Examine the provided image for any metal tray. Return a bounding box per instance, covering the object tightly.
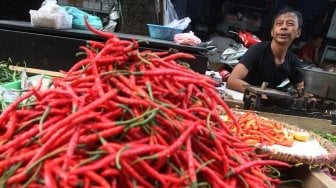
[299,67,336,99]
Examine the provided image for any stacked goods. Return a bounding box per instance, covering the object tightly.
[0,20,290,187]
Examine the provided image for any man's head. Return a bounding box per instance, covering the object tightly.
[271,7,303,46]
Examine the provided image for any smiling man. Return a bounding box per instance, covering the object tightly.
[227,7,304,93]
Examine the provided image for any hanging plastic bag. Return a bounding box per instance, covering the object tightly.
[163,0,178,25]
[103,0,120,32]
[29,0,73,29]
[63,6,103,30]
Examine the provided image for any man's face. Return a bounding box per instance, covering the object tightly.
[271,12,301,45]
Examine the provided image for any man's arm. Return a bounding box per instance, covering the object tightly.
[226,64,249,93]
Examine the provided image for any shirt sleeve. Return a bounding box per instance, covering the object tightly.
[239,43,261,72]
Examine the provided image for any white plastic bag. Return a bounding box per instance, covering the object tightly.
[29,0,72,29]
[163,0,178,25]
[174,31,202,46]
[166,17,191,30]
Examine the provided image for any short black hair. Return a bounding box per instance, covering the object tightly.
[272,7,303,29]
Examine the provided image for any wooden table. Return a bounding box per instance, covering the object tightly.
[7,67,336,187]
[224,97,336,133]
[9,65,65,78]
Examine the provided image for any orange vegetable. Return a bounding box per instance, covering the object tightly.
[227,111,294,147]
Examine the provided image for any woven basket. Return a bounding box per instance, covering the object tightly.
[256,121,336,166]
[147,24,183,41]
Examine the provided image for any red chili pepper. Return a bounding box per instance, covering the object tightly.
[193,159,231,187]
[193,139,221,161]
[66,59,91,75]
[186,137,197,185]
[0,112,17,143]
[63,126,81,170]
[87,40,106,49]
[0,90,34,122]
[79,126,124,144]
[162,52,195,61]
[84,171,111,188]
[84,17,116,39]
[0,149,36,171]
[44,161,58,188]
[120,159,154,188]
[140,122,198,161]
[72,145,166,175]
[226,160,291,177]
[101,168,120,177]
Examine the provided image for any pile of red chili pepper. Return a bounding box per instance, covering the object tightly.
[223,111,295,147]
[0,20,290,188]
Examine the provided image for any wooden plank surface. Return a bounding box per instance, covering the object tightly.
[278,166,336,188]
[224,98,336,134]
[257,112,336,134]
[9,65,65,77]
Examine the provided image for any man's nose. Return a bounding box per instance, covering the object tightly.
[280,24,288,30]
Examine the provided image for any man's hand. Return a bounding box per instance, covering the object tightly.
[305,92,317,103]
[226,64,249,93]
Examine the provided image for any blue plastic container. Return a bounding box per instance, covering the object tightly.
[147,24,183,41]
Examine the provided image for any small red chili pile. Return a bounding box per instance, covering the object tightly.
[0,19,290,187]
[223,111,295,147]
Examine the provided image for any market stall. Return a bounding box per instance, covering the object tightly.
[0,20,336,187]
[1,1,336,187]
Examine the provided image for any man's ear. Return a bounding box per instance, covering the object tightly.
[271,29,274,38]
[296,28,301,38]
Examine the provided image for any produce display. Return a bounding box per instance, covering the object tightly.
[0,58,20,85]
[312,132,336,183]
[222,111,297,146]
[0,58,22,111]
[0,20,291,187]
[315,132,336,146]
[224,112,336,166]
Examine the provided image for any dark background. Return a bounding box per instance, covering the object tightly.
[0,0,334,42]
[171,0,334,42]
[0,0,335,68]
[0,0,42,21]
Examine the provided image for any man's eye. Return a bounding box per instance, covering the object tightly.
[287,21,295,26]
